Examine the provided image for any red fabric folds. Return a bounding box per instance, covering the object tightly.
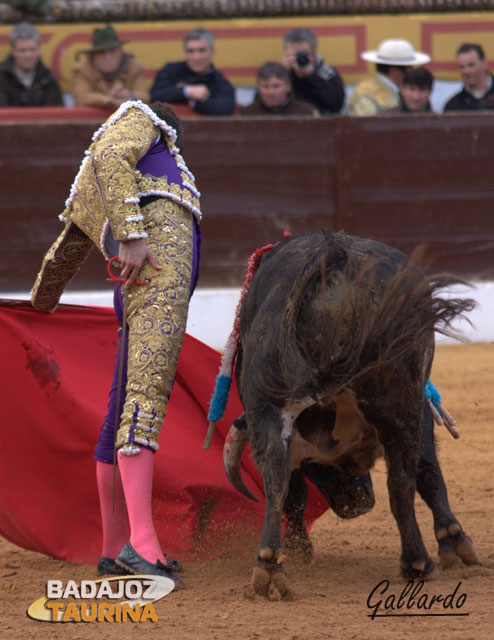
[0,300,328,564]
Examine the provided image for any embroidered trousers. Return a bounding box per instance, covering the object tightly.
[95,198,199,460]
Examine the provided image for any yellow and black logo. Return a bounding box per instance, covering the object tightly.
[27,575,174,623]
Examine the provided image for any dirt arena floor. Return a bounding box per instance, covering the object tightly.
[1,343,493,640]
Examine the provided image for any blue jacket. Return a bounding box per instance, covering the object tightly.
[150,61,235,115]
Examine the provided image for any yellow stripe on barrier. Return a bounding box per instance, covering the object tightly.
[1,14,493,92]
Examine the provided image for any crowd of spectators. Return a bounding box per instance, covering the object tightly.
[0,21,493,116]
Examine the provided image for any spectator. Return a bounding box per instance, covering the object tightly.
[0,21,63,107]
[150,28,235,116]
[444,43,494,111]
[282,27,345,115]
[240,62,317,116]
[72,25,149,108]
[347,39,430,116]
[385,67,434,114]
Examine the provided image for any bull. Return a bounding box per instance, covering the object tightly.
[221,230,479,598]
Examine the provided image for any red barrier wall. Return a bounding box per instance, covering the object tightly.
[1,112,493,291]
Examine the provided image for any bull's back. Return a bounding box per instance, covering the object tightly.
[238,230,433,404]
[240,230,416,336]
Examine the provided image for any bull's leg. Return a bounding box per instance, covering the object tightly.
[376,415,438,581]
[283,469,313,561]
[248,408,293,599]
[416,402,479,568]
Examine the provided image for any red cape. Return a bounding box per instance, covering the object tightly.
[0,300,328,564]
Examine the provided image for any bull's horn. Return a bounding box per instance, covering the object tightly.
[223,424,259,502]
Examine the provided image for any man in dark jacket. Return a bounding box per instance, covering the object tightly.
[150,28,235,115]
[282,27,345,115]
[240,62,316,116]
[0,21,63,107]
[444,43,494,112]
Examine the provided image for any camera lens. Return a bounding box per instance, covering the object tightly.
[296,51,310,67]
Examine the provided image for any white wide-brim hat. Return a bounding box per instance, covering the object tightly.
[361,39,431,65]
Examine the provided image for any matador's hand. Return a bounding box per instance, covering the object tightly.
[118,239,162,289]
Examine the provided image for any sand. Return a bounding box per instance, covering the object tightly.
[1,343,493,640]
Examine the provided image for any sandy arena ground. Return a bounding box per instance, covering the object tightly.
[1,343,493,640]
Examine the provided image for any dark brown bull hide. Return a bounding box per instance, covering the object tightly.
[224,230,479,599]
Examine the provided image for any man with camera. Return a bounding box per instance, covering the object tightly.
[282,27,345,115]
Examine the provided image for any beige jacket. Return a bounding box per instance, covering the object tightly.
[72,54,149,107]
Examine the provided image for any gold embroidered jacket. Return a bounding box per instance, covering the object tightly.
[61,101,201,254]
[31,101,201,311]
[346,75,399,116]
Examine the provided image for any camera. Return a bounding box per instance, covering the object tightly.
[295,51,311,68]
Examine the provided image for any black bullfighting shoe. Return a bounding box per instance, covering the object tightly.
[115,543,185,589]
[97,556,132,576]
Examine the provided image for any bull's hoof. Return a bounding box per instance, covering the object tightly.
[251,566,293,600]
[400,556,438,581]
[283,524,314,562]
[436,523,479,569]
[252,547,293,600]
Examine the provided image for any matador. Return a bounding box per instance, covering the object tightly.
[31,100,201,585]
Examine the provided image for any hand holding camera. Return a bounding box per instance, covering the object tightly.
[296,51,311,68]
[284,48,315,77]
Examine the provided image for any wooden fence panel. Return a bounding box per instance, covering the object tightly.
[1,113,493,292]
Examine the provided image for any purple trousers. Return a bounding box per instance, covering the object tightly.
[94,216,201,463]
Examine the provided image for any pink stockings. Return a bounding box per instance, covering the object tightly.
[96,448,166,565]
[96,460,128,559]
